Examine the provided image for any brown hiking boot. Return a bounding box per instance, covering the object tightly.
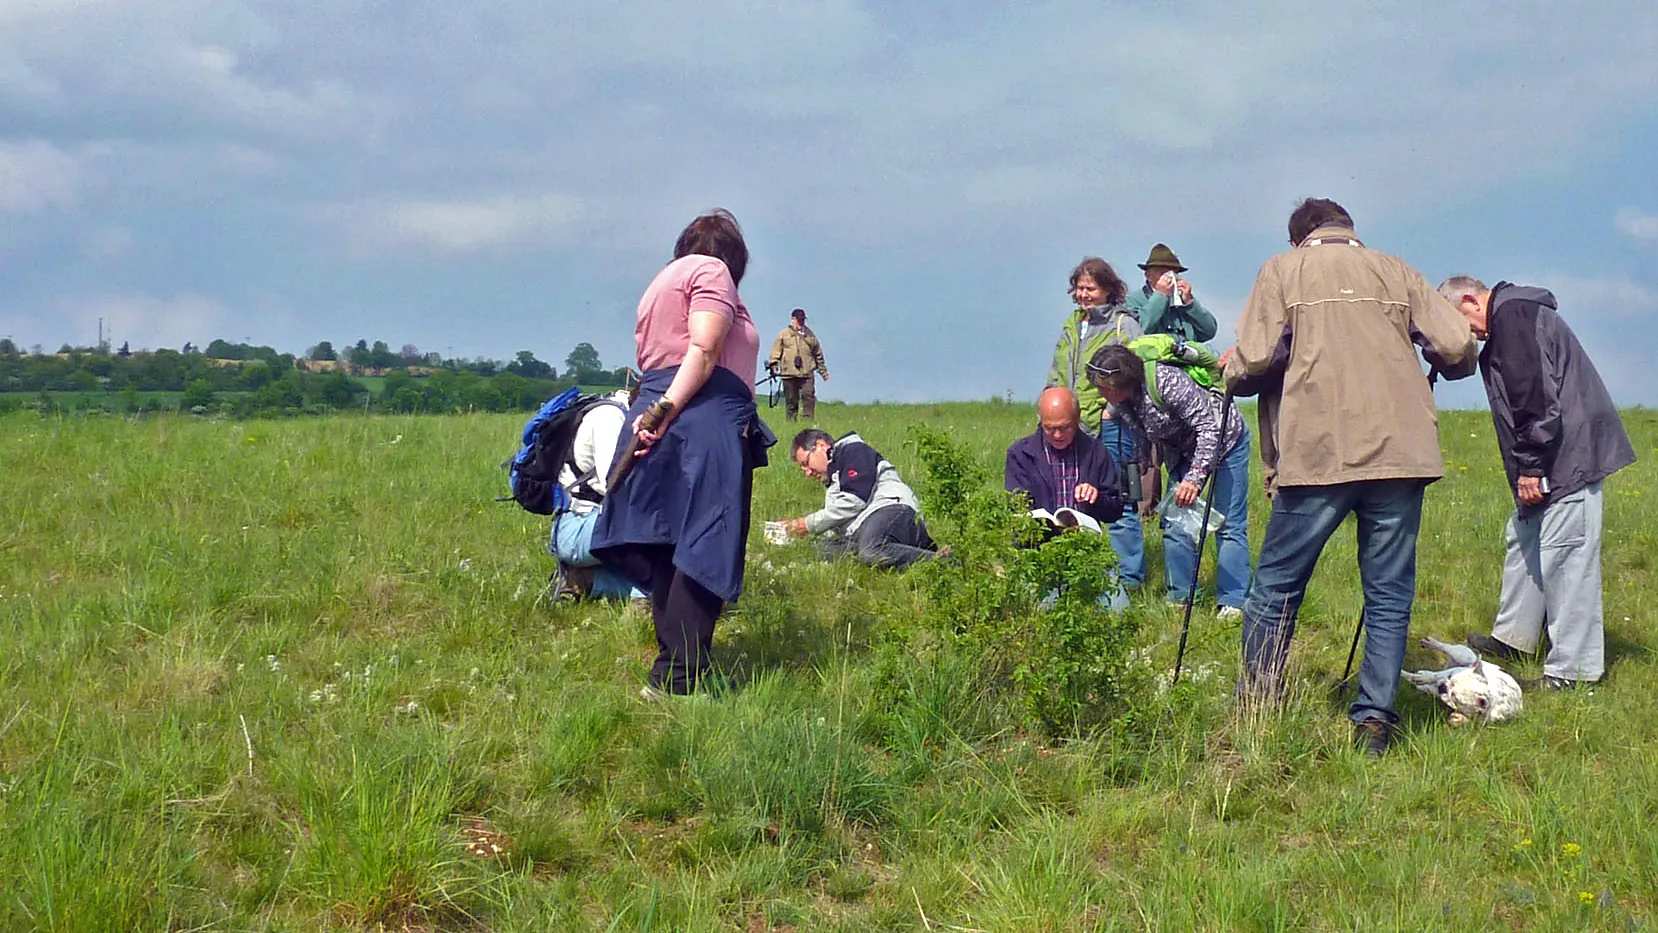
[1353,719,1393,759]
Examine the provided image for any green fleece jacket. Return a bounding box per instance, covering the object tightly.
[1125,285,1218,342]
[1046,304,1141,428]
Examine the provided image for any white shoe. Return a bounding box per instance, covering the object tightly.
[1216,606,1244,621]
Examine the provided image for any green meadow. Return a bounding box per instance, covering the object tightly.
[3,402,1656,931]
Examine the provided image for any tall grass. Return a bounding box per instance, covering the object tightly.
[2,403,1655,929]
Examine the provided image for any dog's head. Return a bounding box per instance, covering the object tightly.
[1441,660,1523,724]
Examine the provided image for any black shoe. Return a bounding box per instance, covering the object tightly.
[1466,632,1526,663]
[1521,675,1594,693]
[1353,719,1393,758]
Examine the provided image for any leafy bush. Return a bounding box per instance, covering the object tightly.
[884,426,1143,737]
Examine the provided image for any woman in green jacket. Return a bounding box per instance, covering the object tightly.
[1046,256,1147,588]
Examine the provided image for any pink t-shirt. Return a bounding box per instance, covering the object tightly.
[634,255,759,393]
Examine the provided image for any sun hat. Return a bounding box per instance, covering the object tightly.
[1137,243,1188,273]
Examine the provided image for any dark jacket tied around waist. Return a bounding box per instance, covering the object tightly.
[592,365,776,602]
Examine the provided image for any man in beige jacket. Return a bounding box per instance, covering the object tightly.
[1222,198,1477,757]
[767,308,829,421]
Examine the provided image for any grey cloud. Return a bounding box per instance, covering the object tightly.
[0,139,83,213]
[1615,207,1658,244]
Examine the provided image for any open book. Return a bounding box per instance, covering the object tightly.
[1029,507,1101,534]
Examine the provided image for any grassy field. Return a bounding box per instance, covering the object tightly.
[3,401,1656,931]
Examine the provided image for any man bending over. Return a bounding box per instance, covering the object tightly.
[778,428,937,569]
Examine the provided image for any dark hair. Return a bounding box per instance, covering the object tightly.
[790,308,806,320]
[1068,256,1127,306]
[1287,198,1354,246]
[673,208,749,285]
[790,428,833,456]
[1086,344,1145,394]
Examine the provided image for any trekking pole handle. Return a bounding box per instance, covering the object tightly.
[605,398,675,492]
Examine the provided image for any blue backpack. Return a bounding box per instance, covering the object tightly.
[505,388,626,515]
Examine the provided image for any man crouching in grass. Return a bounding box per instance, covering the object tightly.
[776,428,938,569]
[1439,276,1636,691]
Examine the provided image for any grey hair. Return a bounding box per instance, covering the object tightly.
[1437,275,1488,305]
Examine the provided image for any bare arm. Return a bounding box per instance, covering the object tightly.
[632,310,730,447]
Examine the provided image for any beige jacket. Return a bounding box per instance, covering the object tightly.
[768,325,828,378]
[1223,226,1477,488]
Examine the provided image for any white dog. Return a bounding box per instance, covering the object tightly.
[1401,636,1523,726]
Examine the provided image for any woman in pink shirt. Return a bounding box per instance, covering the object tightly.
[592,209,774,698]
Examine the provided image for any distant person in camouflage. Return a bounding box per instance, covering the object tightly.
[767,308,829,420]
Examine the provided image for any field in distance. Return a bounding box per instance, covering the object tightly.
[2,402,1655,931]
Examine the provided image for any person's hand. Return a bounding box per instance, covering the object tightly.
[1174,479,1201,508]
[821,373,829,381]
[1517,475,1546,505]
[1175,279,1193,304]
[1218,347,1237,370]
[1074,482,1098,504]
[786,517,810,537]
[630,399,677,455]
[1155,271,1176,296]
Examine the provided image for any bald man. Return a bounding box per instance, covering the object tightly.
[1005,387,1125,526]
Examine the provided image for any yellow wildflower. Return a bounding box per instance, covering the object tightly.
[1579,891,1594,905]
[1563,842,1582,858]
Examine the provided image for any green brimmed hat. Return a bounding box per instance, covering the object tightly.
[1137,243,1188,274]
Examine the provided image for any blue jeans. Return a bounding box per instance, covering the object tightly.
[1097,417,1145,588]
[550,509,644,599]
[1240,479,1425,724]
[1165,424,1253,608]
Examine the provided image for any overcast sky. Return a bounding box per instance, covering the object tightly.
[2,1,1655,407]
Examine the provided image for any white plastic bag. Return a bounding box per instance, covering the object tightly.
[1157,486,1224,542]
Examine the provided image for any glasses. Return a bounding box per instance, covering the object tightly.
[1085,361,1123,378]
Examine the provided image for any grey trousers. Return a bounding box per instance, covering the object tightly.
[1491,482,1605,681]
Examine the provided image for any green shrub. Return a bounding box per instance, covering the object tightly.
[888,426,1144,737]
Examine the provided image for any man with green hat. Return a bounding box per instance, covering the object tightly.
[1126,243,1218,343]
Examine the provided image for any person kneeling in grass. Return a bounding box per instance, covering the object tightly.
[776,428,937,569]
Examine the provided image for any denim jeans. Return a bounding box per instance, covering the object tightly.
[1097,417,1145,588]
[1165,423,1253,608]
[1240,479,1424,724]
[550,509,645,599]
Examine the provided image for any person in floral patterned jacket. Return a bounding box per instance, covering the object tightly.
[1087,343,1253,616]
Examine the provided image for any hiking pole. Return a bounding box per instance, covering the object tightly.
[1338,609,1365,690]
[1173,390,1233,686]
[605,397,674,492]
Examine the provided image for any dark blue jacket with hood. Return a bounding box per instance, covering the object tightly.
[1479,282,1635,516]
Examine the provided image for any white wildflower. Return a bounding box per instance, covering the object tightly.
[458,558,472,572]
[396,698,421,715]
[265,655,280,672]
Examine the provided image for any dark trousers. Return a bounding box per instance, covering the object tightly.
[607,430,756,694]
[819,505,936,569]
[782,376,816,420]
[612,545,726,693]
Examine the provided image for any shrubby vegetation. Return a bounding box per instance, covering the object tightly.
[0,337,631,417]
[887,427,1141,735]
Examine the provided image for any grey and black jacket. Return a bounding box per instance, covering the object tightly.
[1480,282,1635,516]
[804,432,922,536]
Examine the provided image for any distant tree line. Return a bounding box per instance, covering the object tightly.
[0,337,632,417]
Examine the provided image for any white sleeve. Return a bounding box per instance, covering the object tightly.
[579,405,628,496]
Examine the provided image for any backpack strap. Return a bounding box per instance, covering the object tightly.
[560,398,629,506]
[1145,362,1167,411]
